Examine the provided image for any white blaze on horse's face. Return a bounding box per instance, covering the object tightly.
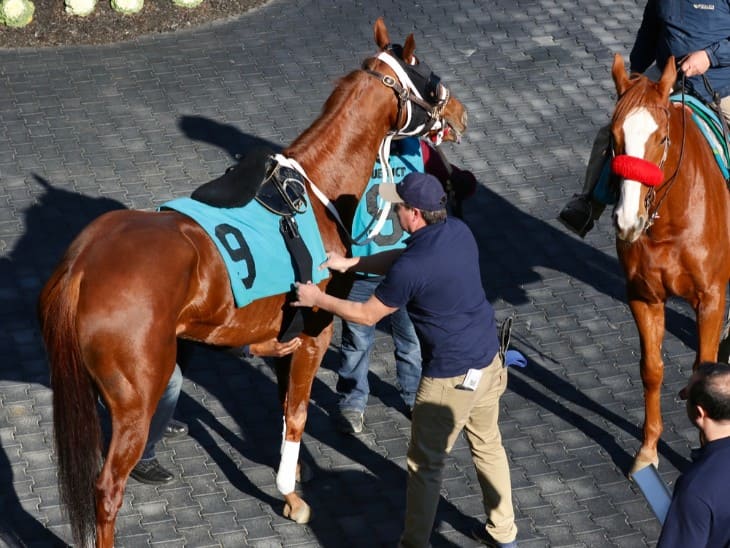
[614,107,659,241]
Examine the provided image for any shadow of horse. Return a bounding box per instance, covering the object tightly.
[459,185,692,473]
[0,174,125,546]
[179,115,283,160]
[464,182,696,349]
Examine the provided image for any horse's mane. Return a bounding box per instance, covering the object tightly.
[288,69,379,153]
[611,75,666,124]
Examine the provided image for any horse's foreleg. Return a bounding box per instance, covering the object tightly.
[277,386,312,524]
[276,325,333,524]
[629,298,665,474]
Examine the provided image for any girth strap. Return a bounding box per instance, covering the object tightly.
[278,216,313,342]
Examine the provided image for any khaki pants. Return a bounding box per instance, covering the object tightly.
[399,354,517,547]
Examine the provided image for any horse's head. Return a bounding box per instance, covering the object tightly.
[610,53,676,243]
[367,17,468,144]
[286,17,468,217]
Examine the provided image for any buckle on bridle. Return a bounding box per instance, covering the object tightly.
[382,75,396,87]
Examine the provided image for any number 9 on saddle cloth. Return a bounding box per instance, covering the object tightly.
[190,147,316,342]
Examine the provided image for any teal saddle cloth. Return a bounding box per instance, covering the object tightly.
[161,196,329,307]
[594,94,730,205]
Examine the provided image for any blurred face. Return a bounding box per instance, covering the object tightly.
[394,203,415,232]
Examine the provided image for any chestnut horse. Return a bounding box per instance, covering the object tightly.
[609,53,730,472]
[38,18,467,548]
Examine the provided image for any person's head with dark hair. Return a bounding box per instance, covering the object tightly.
[681,362,730,445]
[686,362,730,419]
[379,172,448,229]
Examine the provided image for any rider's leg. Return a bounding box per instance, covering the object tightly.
[558,125,611,237]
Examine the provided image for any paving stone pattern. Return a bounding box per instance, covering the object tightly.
[0,0,704,546]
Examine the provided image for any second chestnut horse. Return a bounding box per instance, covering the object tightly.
[609,53,730,472]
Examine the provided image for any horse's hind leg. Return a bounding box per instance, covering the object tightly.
[629,298,664,474]
[94,412,149,548]
[92,355,176,546]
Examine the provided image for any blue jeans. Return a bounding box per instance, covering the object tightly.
[141,364,182,461]
[337,277,422,412]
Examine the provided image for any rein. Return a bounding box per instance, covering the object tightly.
[645,94,686,228]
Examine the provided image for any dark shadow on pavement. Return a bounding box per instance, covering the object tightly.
[178,115,282,160]
[0,174,125,546]
[463,182,696,349]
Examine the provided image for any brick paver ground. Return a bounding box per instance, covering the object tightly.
[0,0,702,546]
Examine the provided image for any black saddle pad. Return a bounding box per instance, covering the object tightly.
[191,146,276,208]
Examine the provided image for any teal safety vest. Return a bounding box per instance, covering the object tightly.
[351,138,425,266]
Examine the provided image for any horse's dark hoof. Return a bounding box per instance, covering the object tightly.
[130,459,175,485]
[163,419,189,438]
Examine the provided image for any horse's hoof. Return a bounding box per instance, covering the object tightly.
[296,461,312,483]
[283,501,311,524]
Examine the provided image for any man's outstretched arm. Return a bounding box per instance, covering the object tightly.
[292,281,397,326]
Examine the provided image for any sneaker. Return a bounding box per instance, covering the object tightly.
[471,527,518,547]
[130,458,175,485]
[163,419,188,438]
[336,409,364,434]
[558,194,594,237]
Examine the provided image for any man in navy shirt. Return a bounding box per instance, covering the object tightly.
[293,173,517,548]
[336,137,477,434]
[559,0,730,237]
[657,362,730,547]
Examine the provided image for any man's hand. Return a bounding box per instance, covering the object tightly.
[292,281,322,308]
[250,337,302,357]
[680,50,711,77]
[320,251,358,273]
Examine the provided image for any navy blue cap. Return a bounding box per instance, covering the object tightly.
[379,172,447,212]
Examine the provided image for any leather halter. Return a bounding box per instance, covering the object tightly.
[362,50,450,137]
[611,100,686,232]
[287,49,456,248]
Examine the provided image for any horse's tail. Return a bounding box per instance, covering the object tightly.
[38,261,100,547]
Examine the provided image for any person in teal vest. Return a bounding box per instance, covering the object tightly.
[336,136,477,434]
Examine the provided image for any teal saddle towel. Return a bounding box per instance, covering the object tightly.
[669,93,730,180]
[594,94,730,205]
[161,196,329,307]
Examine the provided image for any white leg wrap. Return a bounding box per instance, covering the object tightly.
[276,440,300,495]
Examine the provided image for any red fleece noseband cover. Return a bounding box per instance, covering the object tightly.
[611,155,664,187]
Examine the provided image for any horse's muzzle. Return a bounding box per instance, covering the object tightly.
[443,109,467,143]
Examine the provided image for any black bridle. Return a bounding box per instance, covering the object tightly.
[611,84,687,232]
[362,44,451,137]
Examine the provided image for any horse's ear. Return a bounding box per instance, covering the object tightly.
[612,53,631,95]
[658,56,677,98]
[374,17,390,50]
[402,34,416,63]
